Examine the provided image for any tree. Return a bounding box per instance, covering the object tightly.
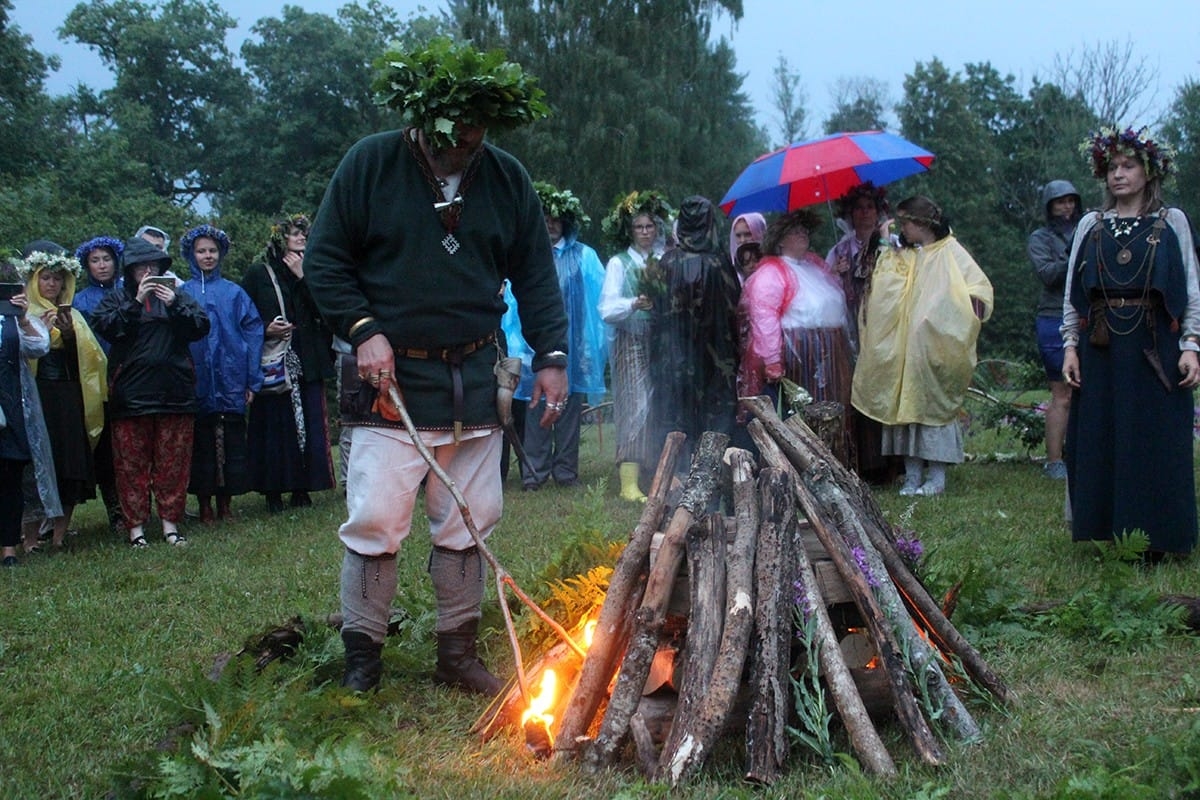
[454,0,764,249]
[1162,80,1200,217]
[1051,39,1158,125]
[213,2,417,217]
[823,76,888,134]
[0,0,61,180]
[60,0,250,206]
[770,54,806,146]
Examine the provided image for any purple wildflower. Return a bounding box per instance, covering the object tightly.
[793,579,815,623]
[895,535,924,568]
[851,546,881,588]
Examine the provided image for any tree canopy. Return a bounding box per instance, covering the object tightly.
[0,1,1196,357]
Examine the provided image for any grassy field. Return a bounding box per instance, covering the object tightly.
[2,407,1200,799]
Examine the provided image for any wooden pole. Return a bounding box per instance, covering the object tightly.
[748,423,897,777]
[553,432,685,758]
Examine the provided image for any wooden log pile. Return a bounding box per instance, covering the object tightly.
[482,400,1013,786]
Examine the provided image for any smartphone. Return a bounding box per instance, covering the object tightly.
[144,276,175,288]
[57,304,72,316]
[0,282,21,316]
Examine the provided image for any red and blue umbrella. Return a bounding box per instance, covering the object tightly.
[719,130,935,217]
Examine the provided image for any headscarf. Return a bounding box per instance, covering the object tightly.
[728,212,766,265]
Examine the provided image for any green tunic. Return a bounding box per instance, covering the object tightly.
[305,129,567,430]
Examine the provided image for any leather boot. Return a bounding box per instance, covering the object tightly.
[618,461,646,503]
[198,495,215,524]
[216,495,235,521]
[434,619,502,697]
[341,630,383,692]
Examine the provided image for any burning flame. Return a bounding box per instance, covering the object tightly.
[583,619,597,647]
[521,668,559,727]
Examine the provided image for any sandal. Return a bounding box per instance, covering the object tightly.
[163,531,187,547]
[129,535,149,549]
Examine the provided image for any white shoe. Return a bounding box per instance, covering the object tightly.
[899,481,921,497]
[915,480,944,496]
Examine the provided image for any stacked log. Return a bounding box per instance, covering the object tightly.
[502,401,1011,786]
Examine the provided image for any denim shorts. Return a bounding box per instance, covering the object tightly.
[1036,315,1065,380]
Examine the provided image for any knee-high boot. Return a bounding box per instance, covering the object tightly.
[429,545,502,696]
[339,549,397,691]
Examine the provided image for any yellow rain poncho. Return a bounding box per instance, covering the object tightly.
[852,236,992,426]
[26,265,108,449]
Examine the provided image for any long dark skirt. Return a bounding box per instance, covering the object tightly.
[1066,316,1198,554]
[189,413,251,496]
[36,378,95,507]
[247,381,335,494]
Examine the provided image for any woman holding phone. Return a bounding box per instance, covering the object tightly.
[21,245,107,549]
[91,237,210,548]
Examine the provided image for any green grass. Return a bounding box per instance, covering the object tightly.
[3,411,1200,799]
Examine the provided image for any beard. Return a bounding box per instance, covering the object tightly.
[428,142,481,175]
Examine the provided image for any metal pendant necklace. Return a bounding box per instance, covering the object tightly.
[406,129,480,255]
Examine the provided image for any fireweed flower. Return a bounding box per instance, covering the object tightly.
[793,579,816,625]
[894,534,924,569]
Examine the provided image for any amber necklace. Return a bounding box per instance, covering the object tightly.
[405,129,482,255]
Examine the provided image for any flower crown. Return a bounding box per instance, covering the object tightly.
[75,236,125,270]
[601,189,674,249]
[17,250,82,281]
[534,182,590,227]
[266,213,310,259]
[372,36,550,151]
[836,181,889,218]
[1081,125,1175,180]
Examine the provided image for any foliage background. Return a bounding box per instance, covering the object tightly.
[2,0,1198,355]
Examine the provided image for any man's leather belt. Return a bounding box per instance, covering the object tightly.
[395,332,495,362]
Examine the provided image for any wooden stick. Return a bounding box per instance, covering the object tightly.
[656,514,726,778]
[657,448,760,786]
[583,431,730,772]
[744,468,795,785]
[749,423,897,777]
[385,383,578,707]
[742,398,947,766]
[554,432,684,757]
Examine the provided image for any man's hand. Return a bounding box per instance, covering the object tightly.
[529,365,568,428]
[356,334,395,389]
[1062,346,1081,388]
[1179,350,1200,389]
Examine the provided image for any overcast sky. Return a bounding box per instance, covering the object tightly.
[12,0,1200,137]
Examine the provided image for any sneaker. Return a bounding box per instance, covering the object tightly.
[1043,460,1067,480]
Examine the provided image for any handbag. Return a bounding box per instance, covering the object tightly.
[259,264,293,395]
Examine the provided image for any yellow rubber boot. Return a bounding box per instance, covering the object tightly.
[618,462,646,503]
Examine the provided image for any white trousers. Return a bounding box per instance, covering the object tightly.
[339,425,503,556]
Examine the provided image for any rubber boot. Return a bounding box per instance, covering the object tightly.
[341,630,383,692]
[198,495,215,524]
[899,457,923,496]
[434,619,502,697]
[216,495,235,521]
[618,461,646,503]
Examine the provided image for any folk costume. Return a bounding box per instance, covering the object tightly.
[598,190,672,500]
[241,216,336,512]
[852,226,993,492]
[305,36,563,696]
[23,250,107,519]
[652,195,741,461]
[180,226,265,520]
[1062,208,1200,555]
[518,183,608,490]
[91,237,210,541]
